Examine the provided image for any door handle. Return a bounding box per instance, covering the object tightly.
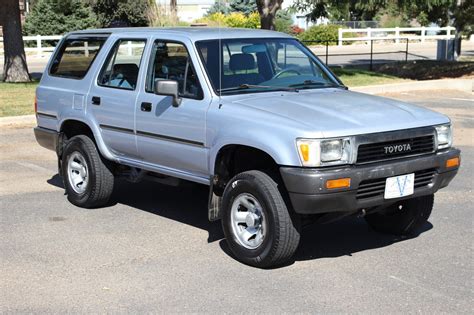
[141,102,152,112]
[91,96,101,105]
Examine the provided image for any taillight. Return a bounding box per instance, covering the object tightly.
[34,94,37,113]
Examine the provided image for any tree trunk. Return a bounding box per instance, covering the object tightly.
[260,14,275,30]
[0,0,31,82]
[170,0,178,25]
[257,0,283,30]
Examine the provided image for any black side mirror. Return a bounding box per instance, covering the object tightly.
[154,80,182,107]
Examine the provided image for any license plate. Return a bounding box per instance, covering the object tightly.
[384,173,415,199]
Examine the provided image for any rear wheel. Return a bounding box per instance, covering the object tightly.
[62,135,114,208]
[221,170,300,268]
[365,194,434,236]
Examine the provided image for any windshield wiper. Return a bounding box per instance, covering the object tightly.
[218,84,298,93]
[289,80,339,88]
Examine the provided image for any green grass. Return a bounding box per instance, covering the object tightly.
[0,81,38,117]
[331,67,410,87]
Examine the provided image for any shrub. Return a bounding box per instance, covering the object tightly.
[275,9,293,34]
[288,25,305,36]
[195,12,260,29]
[297,24,341,44]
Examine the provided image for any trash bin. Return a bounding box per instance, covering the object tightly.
[437,39,455,61]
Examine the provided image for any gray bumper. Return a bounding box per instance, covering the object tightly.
[280,148,460,214]
[34,127,58,152]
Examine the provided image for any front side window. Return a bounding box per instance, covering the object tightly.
[50,37,107,79]
[146,40,203,99]
[98,39,146,90]
[196,38,340,95]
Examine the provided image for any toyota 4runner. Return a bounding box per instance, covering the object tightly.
[34,28,460,268]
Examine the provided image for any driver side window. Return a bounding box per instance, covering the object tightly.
[145,40,203,99]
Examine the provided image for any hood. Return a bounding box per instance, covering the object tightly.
[229,88,449,138]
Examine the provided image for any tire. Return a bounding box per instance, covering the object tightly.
[61,135,114,208]
[221,170,300,268]
[365,194,434,236]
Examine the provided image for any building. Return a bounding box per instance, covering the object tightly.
[155,0,215,23]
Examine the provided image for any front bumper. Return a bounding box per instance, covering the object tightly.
[280,148,460,214]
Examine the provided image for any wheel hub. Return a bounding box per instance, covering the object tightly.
[245,213,260,228]
[67,151,89,194]
[230,193,266,249]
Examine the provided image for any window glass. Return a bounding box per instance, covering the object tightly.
[98,39,146,90]
[146,41,203,99]
[196,38,336,94]
[50,37,107,79]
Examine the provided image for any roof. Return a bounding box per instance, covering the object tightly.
[69,27,293,41]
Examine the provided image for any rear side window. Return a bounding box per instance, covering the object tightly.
[50,37,107,79]
[98,39,147,90]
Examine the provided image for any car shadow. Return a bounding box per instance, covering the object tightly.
[47,174,433,266]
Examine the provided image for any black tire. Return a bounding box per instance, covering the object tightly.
[61,135,114,208]
[221,170,300,268]
[365,194,434,236]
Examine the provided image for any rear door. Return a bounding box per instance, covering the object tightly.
[87,36,147,158]
[135,38,211,179]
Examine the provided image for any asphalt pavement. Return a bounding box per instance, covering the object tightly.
[0,90,472,313]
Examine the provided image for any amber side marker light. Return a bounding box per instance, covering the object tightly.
[446,157,460,168]
[326,178,351,189]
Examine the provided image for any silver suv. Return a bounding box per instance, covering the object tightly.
[34,28,460,268]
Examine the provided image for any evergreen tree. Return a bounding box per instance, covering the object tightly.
[207,0,258,15]
[92,0,150,28]
[24,0,96,35]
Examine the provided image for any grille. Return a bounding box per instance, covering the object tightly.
[357,135,435,164]
[356,169,437,200]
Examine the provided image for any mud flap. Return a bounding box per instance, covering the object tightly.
[208,181,222,221]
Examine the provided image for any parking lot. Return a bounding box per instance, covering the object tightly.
[0,90,472,313]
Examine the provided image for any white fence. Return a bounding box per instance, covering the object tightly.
[0,35,63,57]
[1,27,458,55]
[338,26,456,46]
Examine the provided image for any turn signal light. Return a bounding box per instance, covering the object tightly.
[299,143,310,162]
[326,178,351,189]
[446,157,460,168]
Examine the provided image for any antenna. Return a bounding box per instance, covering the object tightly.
[218,0,222,104]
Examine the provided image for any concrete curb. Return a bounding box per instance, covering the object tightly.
[0,114,36,128]
[351,78,473,94]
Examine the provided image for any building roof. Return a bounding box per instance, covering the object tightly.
[69,27,292,41]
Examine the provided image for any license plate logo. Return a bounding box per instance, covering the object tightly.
[384,173,415,199]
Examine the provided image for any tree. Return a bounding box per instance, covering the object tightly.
[0,0,31,82]
[207,0,258,15]
[24,0,96,36]
[230,0,258,15]
[256,0,284,30]
[170,0,178,24]
[92,0,150,27]
[290,0,386,22]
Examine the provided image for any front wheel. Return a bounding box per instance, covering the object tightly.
[365,194,434,236]
[221,170,300,268]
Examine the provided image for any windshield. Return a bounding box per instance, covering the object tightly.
[196,38,342,95]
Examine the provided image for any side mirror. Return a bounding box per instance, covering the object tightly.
[154,80,182,107]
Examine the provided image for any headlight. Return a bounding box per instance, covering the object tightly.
[435,124,452,149]
[297,138,353,167]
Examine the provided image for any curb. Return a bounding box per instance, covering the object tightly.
[351,78,473,94]
[0,114,36,128]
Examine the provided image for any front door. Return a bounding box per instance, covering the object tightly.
[135,39,210,179]
[88,37,147,158]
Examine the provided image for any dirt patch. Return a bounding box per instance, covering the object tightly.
[375,60,474,80]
